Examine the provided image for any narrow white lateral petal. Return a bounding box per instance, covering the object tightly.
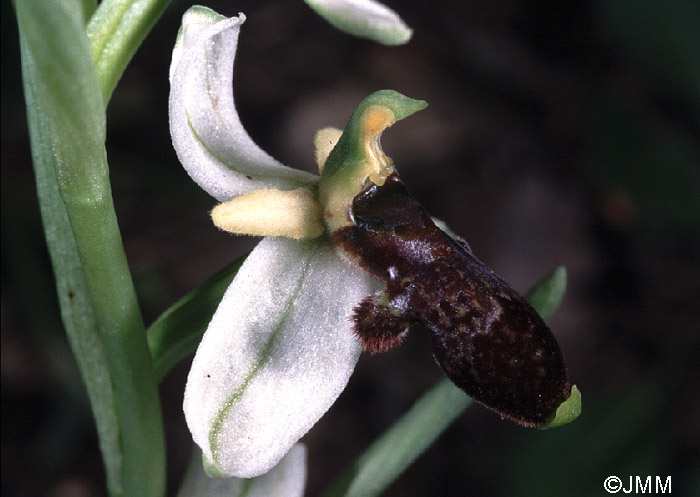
[211,188,323,239]
[169,7,317,201]
[304,0,412,45]
[178,445,306,497]
[184,237,376,477]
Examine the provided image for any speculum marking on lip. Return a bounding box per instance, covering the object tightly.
[333,173,570,426]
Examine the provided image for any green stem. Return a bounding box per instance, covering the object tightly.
[15,1,165,496]
[87,0,171,103]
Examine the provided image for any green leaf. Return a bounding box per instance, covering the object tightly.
[321,378,472,497]
[18,35,123,497]
[87,0,171,103]
[147,256,245,382]
[322,267,571,497]
[524,266,567,321]
[15,1,165,496]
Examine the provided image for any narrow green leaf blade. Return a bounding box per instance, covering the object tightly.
[15,1,165,495]
[19,38,123,497]
[525,265,567,320]
[322,378,472,497]
[87,0,171,103]
[147,256,246,381]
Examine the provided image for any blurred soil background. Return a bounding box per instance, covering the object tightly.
[2,0,699,496]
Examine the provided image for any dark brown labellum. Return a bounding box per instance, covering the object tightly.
[333,173,570,426]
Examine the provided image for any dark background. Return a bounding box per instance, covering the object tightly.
[2,0,699,496]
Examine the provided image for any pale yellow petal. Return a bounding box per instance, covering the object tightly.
[211,188,323,239]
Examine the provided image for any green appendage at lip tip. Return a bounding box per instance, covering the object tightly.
[539,385,582,430]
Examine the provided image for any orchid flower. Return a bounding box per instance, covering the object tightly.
[170,5,580,481]
[170,7,384,478]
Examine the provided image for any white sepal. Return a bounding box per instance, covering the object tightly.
[169,7,317,202]
[184,237,376,477]
[177,445,306,497]
[304,0,413,45]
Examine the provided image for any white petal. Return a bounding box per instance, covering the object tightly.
[184,237,376,477]
[169,7,317,201]
[304,0,413,45]
[211,188,323,239]
[178,445,306,497]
